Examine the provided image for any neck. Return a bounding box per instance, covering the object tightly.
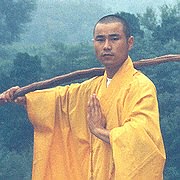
[106,60,126,78]
[106,66,120,79]
[105,57,128,78]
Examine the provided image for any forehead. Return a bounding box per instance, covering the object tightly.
[94,22,124,36]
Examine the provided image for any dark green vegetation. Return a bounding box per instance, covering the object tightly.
[0,0,179,179]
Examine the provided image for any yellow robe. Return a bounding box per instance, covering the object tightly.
[26,57,166,180]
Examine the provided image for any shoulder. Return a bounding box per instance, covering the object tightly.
[133,71,156,88]
[78,75,104,88]
[66,75,104,94]
[82,75,104,85]
[130,70,157,95]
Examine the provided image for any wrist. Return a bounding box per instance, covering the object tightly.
[92,127,110,144]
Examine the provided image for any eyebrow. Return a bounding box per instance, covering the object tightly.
[95,33,120,38]
[109,33,120,37]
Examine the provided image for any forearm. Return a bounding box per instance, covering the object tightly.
[92,128,110,144]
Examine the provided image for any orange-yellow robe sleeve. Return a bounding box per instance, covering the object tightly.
[26,83,92,180]
[109,77,166,179]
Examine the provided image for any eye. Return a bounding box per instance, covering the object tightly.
[95,37,105,42]
[110,36,120,41]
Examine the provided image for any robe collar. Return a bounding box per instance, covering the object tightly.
[98,56,137,112]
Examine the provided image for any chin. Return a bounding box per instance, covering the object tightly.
[101,58,114,64]
[103,63,115,69]
[101,61,112,67]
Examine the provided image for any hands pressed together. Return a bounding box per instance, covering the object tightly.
[0,86,26,106]
[87,94,110,144]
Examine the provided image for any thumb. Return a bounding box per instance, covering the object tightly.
[14,96,26,107]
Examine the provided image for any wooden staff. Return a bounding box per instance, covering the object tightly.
[1,54,180,102]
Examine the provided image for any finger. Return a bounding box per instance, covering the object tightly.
[87,95,93,114]
[9,86,20,100]
[92,94,101,113]
[0,93,7,103]
[90,94,95,107]
[4,90,12,102]
[87,102,90,113]
[2,86,20,102]
[14,96,26,106]
[92,95,98,113]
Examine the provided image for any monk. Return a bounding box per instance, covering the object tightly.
[0,14,166,180]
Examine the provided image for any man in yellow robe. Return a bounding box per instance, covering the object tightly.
[1,14,166,179]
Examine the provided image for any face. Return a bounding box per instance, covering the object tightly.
[93,22,134,71]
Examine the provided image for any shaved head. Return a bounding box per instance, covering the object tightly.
[93,14,131,39]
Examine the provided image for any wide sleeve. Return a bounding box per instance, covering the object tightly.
[25,84,91,180]
[25,86,71,179]
[109,79,166,180]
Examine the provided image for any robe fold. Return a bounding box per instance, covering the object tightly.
[26,57,166,180]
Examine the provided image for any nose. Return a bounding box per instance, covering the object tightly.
[103,39,112,50]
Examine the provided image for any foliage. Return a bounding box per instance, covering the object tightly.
[138,7,157,31]
[0,147,33,180]
[10,52,43,86]
[139,2,180,44]
[117,12,144,38]
[40,42,100,79]
[0,0,36,44]
[0,52,41,157]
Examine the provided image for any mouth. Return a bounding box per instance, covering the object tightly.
[102,53,113,57]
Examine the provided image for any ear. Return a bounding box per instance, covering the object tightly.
[92,38,96,46]
[128,36,134,51]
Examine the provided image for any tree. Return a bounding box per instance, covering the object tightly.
[138,7,157,32]
[117,12,144,38]
[41,42,99,80]
[139,2,180,44]
[133,2,180,60]
[10,52,43,86]
[0,52,42,151]
[0,0,36,44]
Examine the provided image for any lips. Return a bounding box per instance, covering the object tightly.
[102,53,113,56]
